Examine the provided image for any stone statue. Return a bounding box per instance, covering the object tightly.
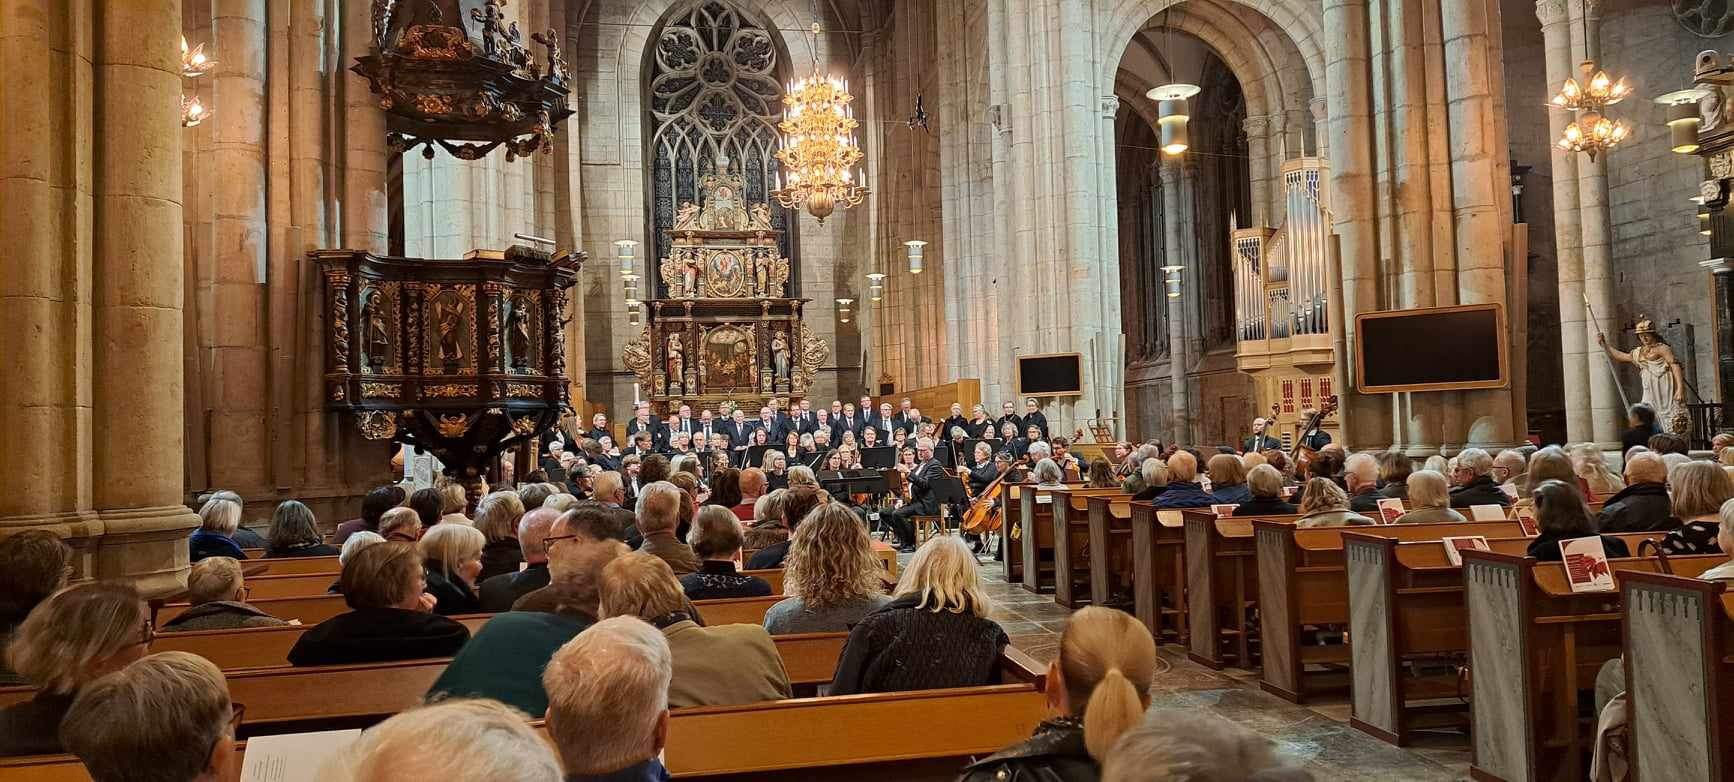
[771,329,790,382]
[755,252,772,297]
[680,255,701,298]
[666,333,686,390]
[1598,316,1687,432]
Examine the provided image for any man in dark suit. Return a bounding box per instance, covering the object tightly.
[754,406,784,443]
[625,403,667,451]
[810,408,832,438]
[477,507,560,611]
[792,399,819,435]
[871,402,897,440]
[695,409,720,452]
[1242,417,1281,453]
[836,402,863,441]
[670,404,696,441]
[892,397,916,432]
[885,437,941,551]
[727,408,754,453]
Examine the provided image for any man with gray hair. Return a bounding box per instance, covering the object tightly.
[60,652,239,782]
[1448,447,1510,508]
[884,436,941,552]
[544,616,675,782]
[635,481,700,575]
[1596,450,1672,532]
[1491,449,1528,499]
[1101,715,1311,782]
[325,699,561,782]
[1343,452,1382,514]
[478,507,561,612]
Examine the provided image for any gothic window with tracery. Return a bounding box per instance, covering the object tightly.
[645,0,795,296]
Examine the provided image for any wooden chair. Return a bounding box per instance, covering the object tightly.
[1460,549,1723,782]
[1128,502,1187,644]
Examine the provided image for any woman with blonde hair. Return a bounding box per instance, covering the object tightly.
[0,582,151,755]
[1393,471,1466,524]
[830,535,1008,695]
[473,490,527,582]
[1661,460,1734,554]
[1571,443,1626,497]
[435,480,471,525]
[764,502,891,634]
[189,496,246,562]
[961,607,1158,779]
[1295,477,1375,528]
[418,523,485,615]
[1207,453,1250,504]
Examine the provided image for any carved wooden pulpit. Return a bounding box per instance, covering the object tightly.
[623,166,829,411]
[316,246,582,486]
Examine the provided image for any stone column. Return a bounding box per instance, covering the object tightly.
[341,0,386,251]
[986,0,1015,407]
[289,0,335,489]
[1243,115,1273,227]
[1442,0,1520,447]
[95,0,200,593]
[208,0,269,492]
[1095,93,1125,425]
[1161,161,1191,441]
[1324,0,1392,449]
[1570,0,1620,447]
[1537,0,1590,442]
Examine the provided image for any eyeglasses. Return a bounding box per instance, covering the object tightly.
[209,702,246,758]
[543,533,578,549]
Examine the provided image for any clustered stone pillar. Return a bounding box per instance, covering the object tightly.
[1161,161,1191,441]
[94,0,201,594]
[1570,0,1621,447]
[1538,0,1592,443]
[342,0,387,252]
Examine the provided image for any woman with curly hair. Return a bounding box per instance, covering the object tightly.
[763,502,889,634]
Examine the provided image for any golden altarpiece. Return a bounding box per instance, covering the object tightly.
[623,168,828,411]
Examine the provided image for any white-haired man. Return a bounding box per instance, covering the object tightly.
[544,616,675,782]
[1343,452,1383,514]
[636,481,700,575]
[1448,448,1511,508]
[326,700,562,781]
[1243,417,1280,453]
[884,437,941,552]
[478,507,560,612]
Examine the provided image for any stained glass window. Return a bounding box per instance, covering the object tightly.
[645,0,796,296]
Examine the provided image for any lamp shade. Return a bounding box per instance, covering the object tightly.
[905,240,927,274]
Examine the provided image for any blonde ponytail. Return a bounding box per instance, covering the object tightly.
[1058,608,1157,762]
[1083,667,1145,761]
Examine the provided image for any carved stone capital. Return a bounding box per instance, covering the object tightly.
[1569,0,1600,21]
[1535,0,1569,26]
[988,103,1010,136]
[1309,97,1328,124]
[1242,114,1273,136]
[1100,95,1120,118]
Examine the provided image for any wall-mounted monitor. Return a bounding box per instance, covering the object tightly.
[1017,352,1084,397]
[1354,303,1508,394]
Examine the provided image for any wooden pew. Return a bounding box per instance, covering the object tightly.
[1183,510,1267,668]
[1460,549,1723,782]
[245,555,340,575]
[1084,493,1136,607]
[1049,487,1128,607]
[1006,485,1026,584]
[1618,571,1734,782]
[0,649,1045,782]
[1129,502,1187,644]
[1017,482,1083,593]
[1255,519,1526,703]
[149,615,488,669]
[1343,531,1664,746]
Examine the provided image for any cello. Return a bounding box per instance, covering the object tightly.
[1289,395,1339,475]
[961,467,1012,535]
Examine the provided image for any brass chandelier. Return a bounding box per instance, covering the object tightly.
[773,27,867,225]
[1548,6,1631,163]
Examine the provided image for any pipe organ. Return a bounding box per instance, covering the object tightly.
[1231,156,1338,445]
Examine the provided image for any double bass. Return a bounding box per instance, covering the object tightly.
[1290,395,1339,475]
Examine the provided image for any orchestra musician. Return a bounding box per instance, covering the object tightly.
[885,437,941,551]
[1243,417,1281,453]
[999,420,1027,459]
[763,451,790,491]
[1050,436,1083,478]
[966,405,994,438]
[941,404,969,440]
[1022,398,1049,440]
[995,401,1022,435]
[1297,408,1332,451]
[966,442,998,495]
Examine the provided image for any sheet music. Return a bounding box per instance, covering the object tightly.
[240,729,362,782]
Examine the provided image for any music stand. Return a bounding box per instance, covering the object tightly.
[921,475,969,540]
[805,452,827,469]
[963,438,1003,466]
[859,446,896,470]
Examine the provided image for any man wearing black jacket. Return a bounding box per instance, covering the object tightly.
[624,403,667,452]
[477,508,559,611]
[1021,398,1049,440]
[1596,452,1674,532]
[1448,448,1511,508]
[996,401,1023,437]
[885,437,941,552]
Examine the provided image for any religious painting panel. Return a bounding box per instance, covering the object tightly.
[702,325,756,392]
[423,284,478,376]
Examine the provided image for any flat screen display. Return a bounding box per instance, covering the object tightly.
[1355,304,1508,393]
[1018,353,1083,397]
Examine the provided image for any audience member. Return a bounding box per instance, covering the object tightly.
[735,469,768,520]
[586,471,637,532]
[1294,478,1375,528]
[0,582,150,755]
[333,485,406,546]
[324,699,561,782]
[329,531,386,594]
[201,491,267,549]
[1648,431,1691,456]
[747,487,825,569]
[378,506,423,542]
[961,607,1156,780]
[1393,471,1465,524]
[1448,448,1510,508]
[60,652,239,782]
[437,481,472,524]
[667,471,703,540]
[1698,498,1734,581]
[680,506,772,600]
[287,542,469,666]
[1343,453,1382,513]
[1085,458,1116,489]
[0,531,71,685]
[1377,451,1414,500]
[473,491,527,582]
[1595,451,1674,533]
[1491,449,1528,499]
[765,502,891,634]
[599,552,791,707]
[706,467,744,509]
[478,508,559,612]
[189,496,247,562]
[1206,454,1250,504]
[1660,460,1734,555]
[432,509,628,714]
[1511,446,1582,515]
[160,557,290,632]
[831,535,1008,695]
[543,617,674,782]
[1129,458,1168,502]
[1233,465,1297,516]
[1571,443,1625,497]
[1621,403,1661,453]
[1101,717,1312,782]
[409,487,445,529]
[1151,451,1212,509]
[1421,454,1449,475]
[265,500,337,558]
[1526,480,1630,561]
[635,481,701,575]
[419,523,485,615]
[518,482,556,514]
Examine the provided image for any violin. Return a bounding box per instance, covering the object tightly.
[1290,395,1339,475]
